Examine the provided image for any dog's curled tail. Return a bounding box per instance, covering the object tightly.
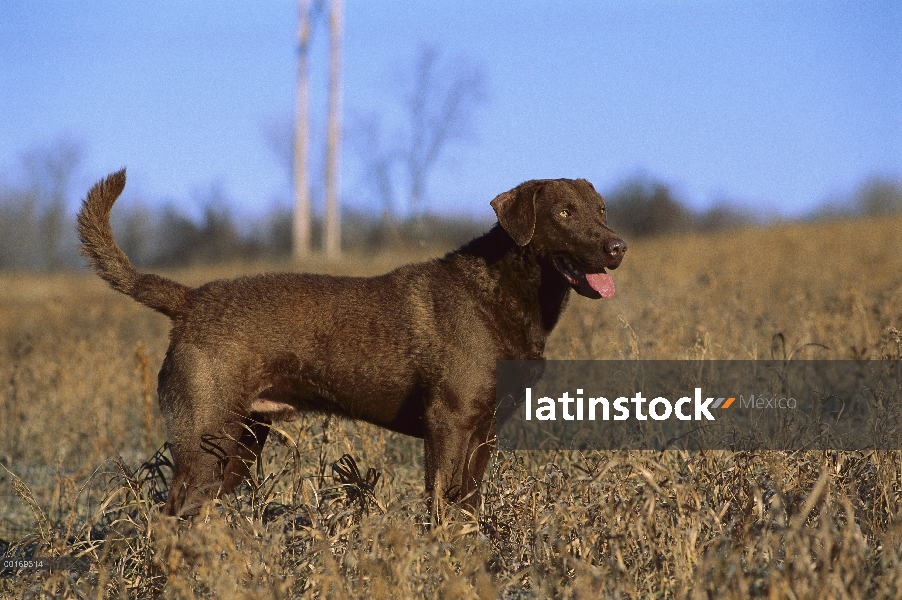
[77,169,190,319]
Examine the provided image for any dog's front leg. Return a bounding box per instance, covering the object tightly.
[423,409,485,522]
[459,419,495,512]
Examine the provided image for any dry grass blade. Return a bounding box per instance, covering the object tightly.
[331,454,384,516]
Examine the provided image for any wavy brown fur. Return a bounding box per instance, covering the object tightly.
[75,172,626,518]
[76,169,190,319]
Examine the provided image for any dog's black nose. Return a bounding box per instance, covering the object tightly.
[604,237,627,260]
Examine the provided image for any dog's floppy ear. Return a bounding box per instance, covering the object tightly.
[490,181,545,246]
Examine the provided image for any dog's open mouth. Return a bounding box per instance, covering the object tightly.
[554,257,615,299]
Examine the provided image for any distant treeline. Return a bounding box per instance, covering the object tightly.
[604,175,902,239]
[1,171,900,271]
[0,188,496,271]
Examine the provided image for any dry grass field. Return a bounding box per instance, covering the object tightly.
[1,215,901,598]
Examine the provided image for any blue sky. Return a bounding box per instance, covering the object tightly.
[1,1,900,221]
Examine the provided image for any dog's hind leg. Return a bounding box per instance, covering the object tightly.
[158,348,268,516]
[163,413,271,516]
[223,414,271,488]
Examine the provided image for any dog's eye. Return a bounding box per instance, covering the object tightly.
[558,209,570,217]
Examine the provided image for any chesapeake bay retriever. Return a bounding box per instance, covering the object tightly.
[77,170,626,517]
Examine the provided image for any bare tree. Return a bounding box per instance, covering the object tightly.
[403,46,486,211]
[353,46,487,218]
[25,138,83,269]
[323,0,343,260]
[353,113,397,218]
[0,138,84,270]
[292,0,314,260]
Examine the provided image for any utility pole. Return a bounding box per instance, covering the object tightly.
[323,0,343,260]
[292,0,312,260]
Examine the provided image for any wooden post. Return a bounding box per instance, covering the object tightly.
[292,0,312,260]
[323,0,343,260]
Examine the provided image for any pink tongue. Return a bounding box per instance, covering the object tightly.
[586,272,615,298]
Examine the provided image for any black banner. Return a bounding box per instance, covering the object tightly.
[496,360,902,450]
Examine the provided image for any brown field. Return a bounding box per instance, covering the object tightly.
[1,215,902,598]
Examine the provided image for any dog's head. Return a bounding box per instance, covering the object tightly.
[491,178,627,299]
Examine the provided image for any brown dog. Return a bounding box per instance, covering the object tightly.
[77,171,626,517]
